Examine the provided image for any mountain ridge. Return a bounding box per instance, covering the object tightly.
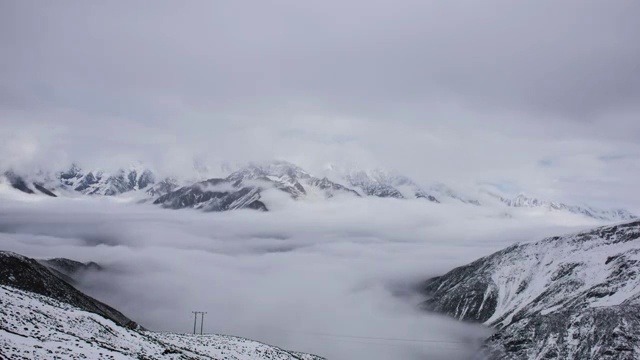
[1,161,635,221]
[420,220,640,359]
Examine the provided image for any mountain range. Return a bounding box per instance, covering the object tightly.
[1,161,635,221]
[420,220,640,359]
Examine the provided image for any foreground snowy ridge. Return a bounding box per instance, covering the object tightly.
[0,284,325,360]
[421,220,640,359]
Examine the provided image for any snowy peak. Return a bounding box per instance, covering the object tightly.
[227,161,309,198]
[340,168,439,201]
[227,161,360,200]
[487,192,637,221]
[57,164,156,196]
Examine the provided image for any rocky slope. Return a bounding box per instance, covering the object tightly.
[0,251,138,329]
[420,220,640,359]
[154,178,268,212]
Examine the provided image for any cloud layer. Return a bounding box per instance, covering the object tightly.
[0,191,602,359]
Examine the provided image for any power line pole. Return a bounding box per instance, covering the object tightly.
[192,311,207,335]
[200,312,207,335]
[192,311,199,335]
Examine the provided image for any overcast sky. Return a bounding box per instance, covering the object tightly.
[1,0,639,209]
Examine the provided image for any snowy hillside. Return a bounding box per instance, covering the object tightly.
[0,251,138,329]
[0,285,325,360]
[0,251,325,360]
[420,220,640,359]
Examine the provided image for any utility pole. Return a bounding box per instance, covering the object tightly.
[192,311,198,335]
[200,312,207,335]
[191,311,207,335]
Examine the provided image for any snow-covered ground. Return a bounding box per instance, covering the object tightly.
[0,284,324,360]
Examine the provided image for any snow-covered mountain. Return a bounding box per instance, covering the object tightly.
[1,161,636,221]
[226,161,360,199]
[420,220,640,359]
[154,178,268,212]
[153,161,361,212]
[339,168,439,202]
[0,251,325,360]
[2,164,159,197]
[486,192,637,221]
[57,164,156,195]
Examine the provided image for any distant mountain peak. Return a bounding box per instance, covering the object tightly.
[484,191,637,221]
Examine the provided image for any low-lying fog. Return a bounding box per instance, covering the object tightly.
[0,189,601,359]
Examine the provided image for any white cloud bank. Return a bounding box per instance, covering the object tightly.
[0,189,605,360]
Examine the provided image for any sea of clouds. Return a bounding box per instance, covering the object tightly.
[0,186,602,359]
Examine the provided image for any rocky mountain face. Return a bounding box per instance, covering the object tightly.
[0,251,138,329]
[154,178,268,212]
[420,220,640,359]
[154,161,362,212]
[487,192,637,221]
[0,251,325,360]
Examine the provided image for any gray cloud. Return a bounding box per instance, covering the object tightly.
[1,0,639,209]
